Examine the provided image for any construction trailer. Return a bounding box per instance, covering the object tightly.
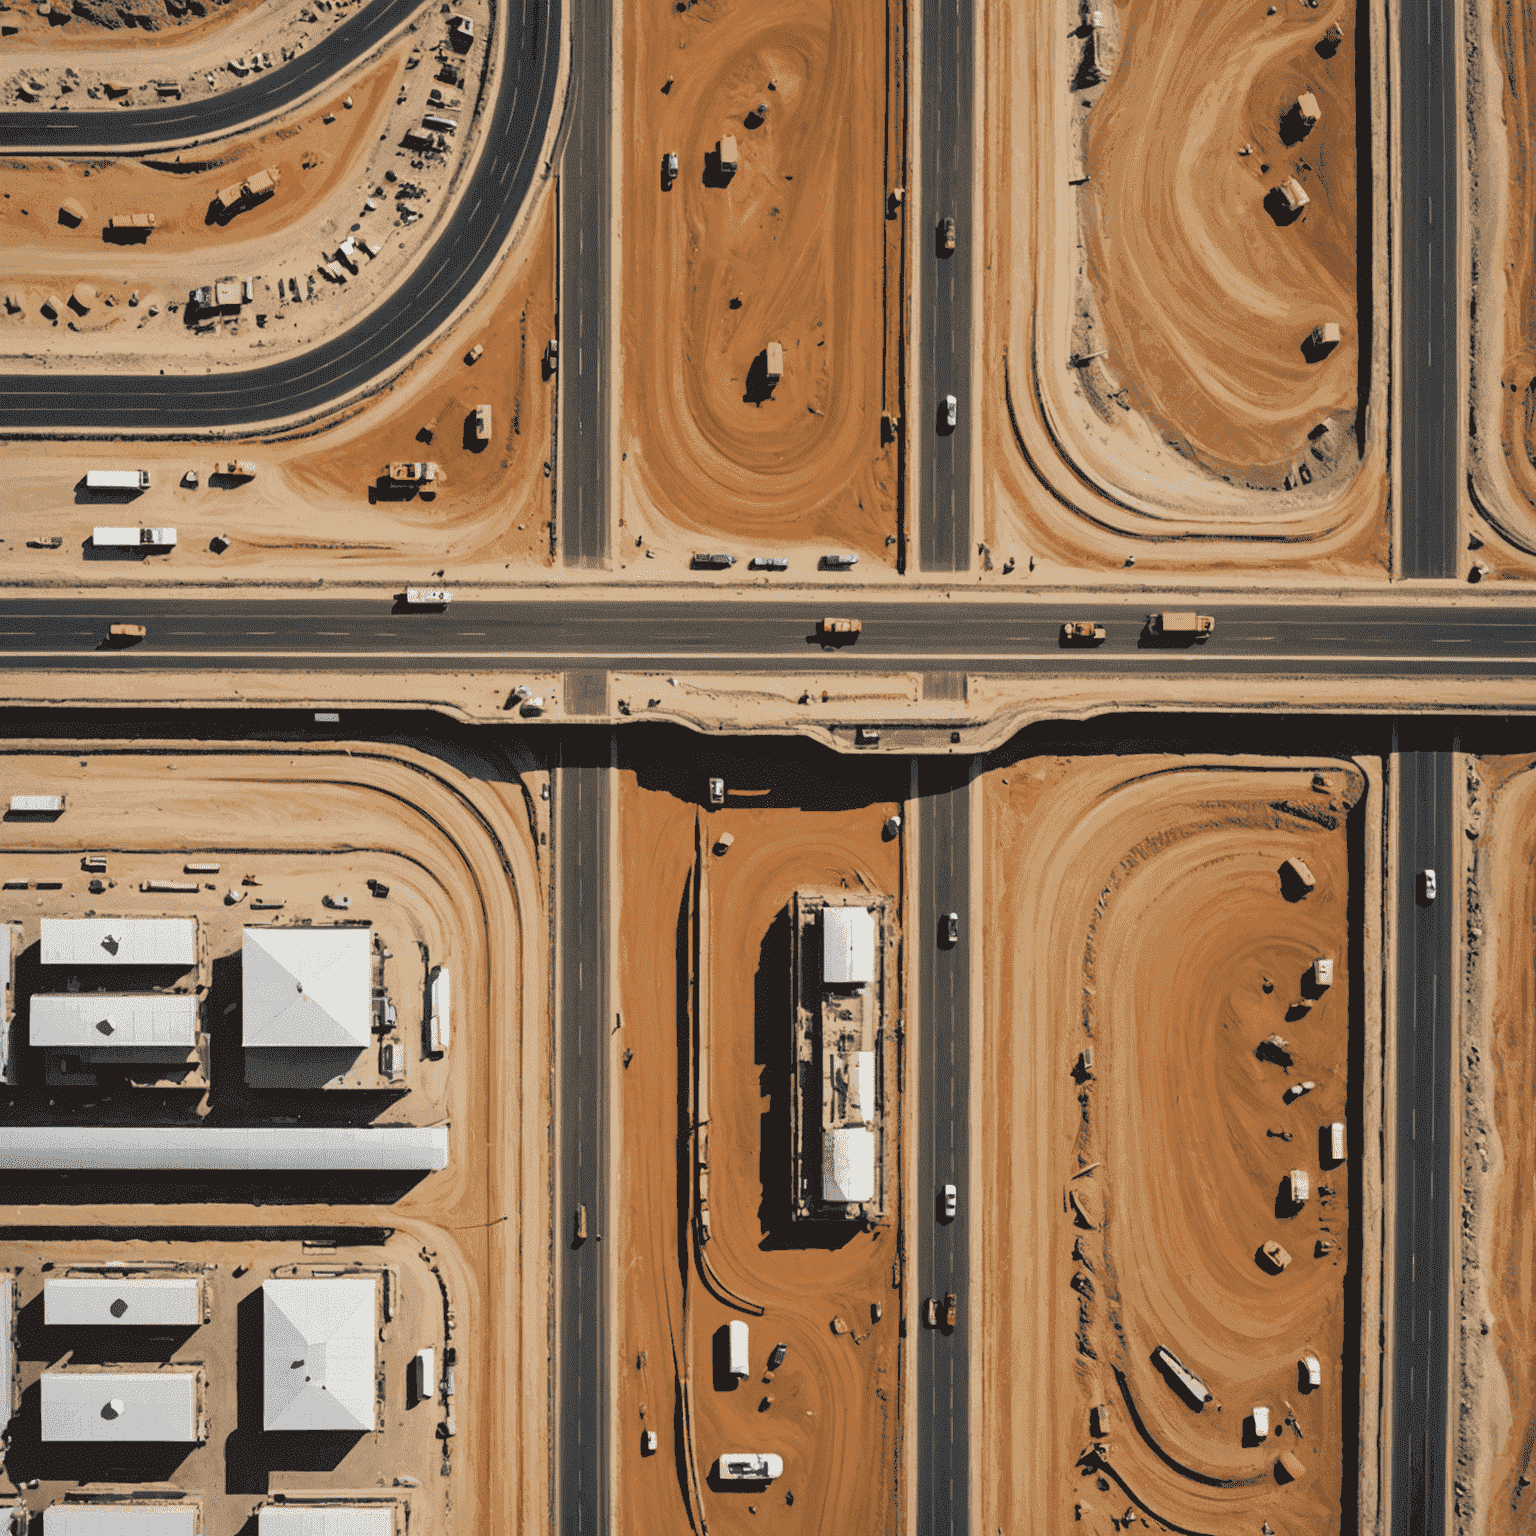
[789,894,892,1224]
[727,1320,749,1378]
[1312,956,1334,987]
[414,1346,436,1399]
[719,134,739,174]
[473,403,492,441]
[716,1454,783,1483]
[93,526,177,548]
[764,342,783,384]
[214,166,279,215]
[1328,1121,1346,1162]
[1154,1345,1213,1406]
[85,470,150,491]
[10,794,65,814]
[428,965,450,1055]
[1288,1168,1310,1205]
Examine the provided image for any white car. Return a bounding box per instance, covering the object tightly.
[1421,867,1437,902]
[942,1183,957,1220]
[943,393,958,429]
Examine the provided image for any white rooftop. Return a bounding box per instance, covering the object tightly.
[0,1125,448,1170]
[258,1510,393,1536]
[263,1278,377,1432]
[41,918,196,968]
[44,1507,198,1536]
[243,926,371,1048]
[31,994,198,1050]
[45,1277,201,1328]
[822,1125,877,1204]
[41,1370,199,1441]
[822,906,876,986]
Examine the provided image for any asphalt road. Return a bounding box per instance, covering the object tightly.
[0,0,423,150]
[0,0,562,429]
[1398,0,1458,578]
[916,0,973,573]
[1390,747,1455,1536]
[914,766,971,1536]
[7,598,1536,676]
[556,0,610,568]
[555,748,611,1535]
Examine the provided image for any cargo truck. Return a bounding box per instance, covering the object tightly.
[716,1454,783,1483]
[405,587,452,607]
[1148,611,1215,638]
[727,1319,749,1378]
[93,526,176,547]
[1062,620,1106,643]
[85,470,150,491]
[1154,1345,1213,1406]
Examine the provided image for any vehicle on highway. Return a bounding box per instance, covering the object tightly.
[942,1183,957,1220]
[940,215,956,253]
[574,1204,587,1243]
[944,1292,958,1329]
[819,617,862,644]
[708,777,726,806]
[403,587,453,607]
[923,1297,938,1328]
[692,552,736,569]
[1062,620,1107,644]
[942,911,960,947]
[1421,867,1437,901]
[943,393,958,430]
[107,623,147,646]
[1146,611,1215,640]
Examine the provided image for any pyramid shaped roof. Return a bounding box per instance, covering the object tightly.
[242,927,370,1048]
[262,1278,377,1432]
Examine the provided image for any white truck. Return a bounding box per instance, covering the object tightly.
[94,527,177,547]
[727,1319,749,1378]
[405,588,452,607]
[85,470,150,491]
[428,965,451,1054]
[1154,1345,1213,1406]
[716,1453,783,1483]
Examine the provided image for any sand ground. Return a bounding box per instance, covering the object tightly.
[0,737,550,1536]
[978,0,1390,577]
[616,0,903,571]
[975,752,1366,1534]
[614,740,907,1536]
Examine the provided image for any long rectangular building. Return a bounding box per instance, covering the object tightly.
[45,1505,198,1536]
[31,995,199,1049]
[0,1126,448,1171]
[258,1509,393,1536]
[46,1277,202,1328]
[41,918,196,968]
[41,1370,201,1441]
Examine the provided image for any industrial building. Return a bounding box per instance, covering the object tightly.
[45,1276,203,1327]
[257,1506,395,1535]
[243,926,372,1049]
[40,918,196,969]
[44,1503,199,1535]
[263,1277,378,1432]
[789,894,891,1223]
[30,994,203,1087]
[0,1125,448,1170]
[41,1369,204,1442]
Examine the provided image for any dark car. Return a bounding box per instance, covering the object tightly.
[943,911,960,947]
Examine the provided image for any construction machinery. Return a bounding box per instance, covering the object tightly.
[1062,620,1106,644]
[388,461,440,484]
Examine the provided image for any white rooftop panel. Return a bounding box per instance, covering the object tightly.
[821,1126,876,1204]
[45,1506,198,1536]
[0,1276,12,1422]
[0,1126,448,1171]
[45,1278,201,1328]
[853,1050,876,1124]
[263,1278,377,1432]
[31,995,198,1050]
[258,1509,393,1536]
[242,927,371,1048]
[41,919,196,968]
[822,907,875,986]
[41,1371,198,1441]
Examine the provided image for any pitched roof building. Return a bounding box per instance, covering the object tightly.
[242,927,371,1048]
[263,1278,378,1432]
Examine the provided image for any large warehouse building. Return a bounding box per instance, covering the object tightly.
[263,1277,378,1432]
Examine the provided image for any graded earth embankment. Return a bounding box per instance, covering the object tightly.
[0,737,550,1536]
[976,753,1364,1535]
[618,0,899,565]
[614,741,906,1536]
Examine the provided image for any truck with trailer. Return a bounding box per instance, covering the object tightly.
[1148,611,1215,639]
[405,588,452,607]
[93,526,176,547]
[727,1320,749,1378]
[716,1454,783,1483]
[1153,1345,1213,1406]
[85,470,150,491]
[1062,620,1106,644]
[213,167,279,217]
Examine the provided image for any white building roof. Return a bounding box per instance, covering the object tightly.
[0,1276,12,1422]
[822,1126,876,1204]
[822,906,875,986]
[31,994,198,1050]
[243,927,371,1048]
[41,918,196,968]
[258,1510,393,1536]
[0,1126,448,1170]
[263,1278,377,1432]
[45,1277,201,1328]
[41,1370,198,1441]
[45,1506,198,1536]
[853,1050,875,1124]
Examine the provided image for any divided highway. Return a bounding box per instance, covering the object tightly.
[0,0,563,429]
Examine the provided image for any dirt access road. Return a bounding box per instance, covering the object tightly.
[0,736,550,1535]
[613,736,907,1536]
[975,752,1370,1534]
[618,0,901,570]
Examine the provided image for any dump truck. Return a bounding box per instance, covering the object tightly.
[1062,620,1106,643]
[219,461,257,479]
[819,617,862,639]
[1153,1345,1213,1406]
[85,470,151,491]
[1149,611,1215,638]
[214,167,279,215]
[388,461,440,484]
[93,526,177,547]
[1276,176,1310,213]
[473,404,492,442]
[1260,1240,1293,1272]
[1302,1353,1322,1388]
[1312,956,1334,988]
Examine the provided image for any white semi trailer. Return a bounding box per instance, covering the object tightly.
[93,527,177,547]
[85,470,150,490]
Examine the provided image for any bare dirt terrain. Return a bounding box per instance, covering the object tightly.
[0,178,556,579]
[614,737,906,1536]
[0,736,550,1536]
[979,0,1389,577]
[618,0,902,569]
[976,752,1365,1534]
